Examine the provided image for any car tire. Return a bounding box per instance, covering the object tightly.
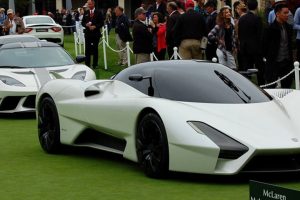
[136,113,169,178]
[38,97,61,154]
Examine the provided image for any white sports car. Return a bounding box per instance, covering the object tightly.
[23,15,64,46]
[0,41,95,113]
[36,60,300,178]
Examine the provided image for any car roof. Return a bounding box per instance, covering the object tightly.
[23,15,53,19]
[0,41,60,49]
[0,35,40,45]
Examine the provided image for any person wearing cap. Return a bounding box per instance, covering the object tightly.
[294,6,300,60]
[173,0,206,60]
[132,7,153,64]
[204,0,218,61]
[238,0,265,85]
[268,0,294,25]
[263,3,293,88]
[3,9,24,35]
[0,8,7,36]
[81,0,104,69]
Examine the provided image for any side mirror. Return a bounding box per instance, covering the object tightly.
[76,55,86,63]
[129,74,144,81]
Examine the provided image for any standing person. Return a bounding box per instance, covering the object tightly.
[0,8,7,36]
[3,9,25,35]
[82,0,104,69]
[208,6,237,69]
[115,6,133,66]
[173,0,206,60]
[153,0,168,17]
[268,0,294,25]
[294,6,300,61]
[204,0,218,61]
[151,12,166,60]
[166,1,180,58]
[132,7,153,64]
[105,8,112,34]
[238,0,264,85]
[263,3,293,88]
[195,0,207,18]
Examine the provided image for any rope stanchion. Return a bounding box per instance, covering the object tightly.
[294,61,300,90]
[103,39,127,53]
[150,52,159,61]
[126,42,131,67]
[102,36,108,70]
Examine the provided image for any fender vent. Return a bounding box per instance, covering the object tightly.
[267,89,294,98]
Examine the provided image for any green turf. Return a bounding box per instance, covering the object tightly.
[0,33,300,199]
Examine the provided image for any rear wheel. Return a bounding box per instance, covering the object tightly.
[136,113,169,178]
[38,97,61,154]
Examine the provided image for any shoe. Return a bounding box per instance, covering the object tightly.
[117,61,122,65]
[93,65,99,69]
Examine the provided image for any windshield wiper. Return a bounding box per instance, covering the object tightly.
[0,65,26,68]
[215,70,251,103]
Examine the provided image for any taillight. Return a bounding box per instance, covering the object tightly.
[25,28,32,33]
[51,27,61,32]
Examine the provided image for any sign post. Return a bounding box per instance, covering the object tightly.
[250,180,300,200]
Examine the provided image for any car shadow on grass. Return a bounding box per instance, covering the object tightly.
[0,112,36,119]
[56,145,300,184]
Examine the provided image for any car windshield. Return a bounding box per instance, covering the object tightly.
[0,37,39,45]
[25,17,54,24]
[0,47,74,68]
[115,61,272,104]
[154,65,272,104]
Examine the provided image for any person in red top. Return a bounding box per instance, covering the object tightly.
[151,12,167,60]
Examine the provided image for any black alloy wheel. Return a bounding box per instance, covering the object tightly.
[136,113,169,178]
[38,97,61,154]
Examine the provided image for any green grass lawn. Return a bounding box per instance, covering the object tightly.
[0,33,300,199]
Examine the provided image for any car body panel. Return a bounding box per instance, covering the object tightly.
[36,60,300,175]
[0,42,95,113]
[23,15,64,45]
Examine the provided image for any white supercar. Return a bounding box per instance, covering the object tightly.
[0,41,95,113]
[36,60,300,178]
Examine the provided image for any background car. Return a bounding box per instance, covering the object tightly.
[36,60,300,178]
[0,35,41,47]
[23,15,64,46]
[0,41,95,113]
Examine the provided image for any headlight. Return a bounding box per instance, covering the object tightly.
[188,121,248,159]
[71,71,86,80]
[0,75,25,87]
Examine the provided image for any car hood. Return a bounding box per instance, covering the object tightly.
[179,97,300,150]
[1,64,90,88]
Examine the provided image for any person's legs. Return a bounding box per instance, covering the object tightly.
[92,37,100,68]
[85,38,91,67]
[179,39,192,59]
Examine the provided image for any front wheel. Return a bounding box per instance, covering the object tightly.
[136,113,169,178]
[38,97,61,154]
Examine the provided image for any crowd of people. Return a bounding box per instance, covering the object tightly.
[130,0,300,88]
[1,0,300,88]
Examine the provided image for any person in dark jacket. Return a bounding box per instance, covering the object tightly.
[166,1,180,58]
[263,3,294,88]
[204,0,218,61]
[153,0,168,17]
[132,7,153,64]
[115,6,132,66]
[82,0,104,68]
[238,0,264,85]
[173,0,206,59]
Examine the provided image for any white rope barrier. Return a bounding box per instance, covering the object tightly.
[260,61,300,90]
[103,39,127,53]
